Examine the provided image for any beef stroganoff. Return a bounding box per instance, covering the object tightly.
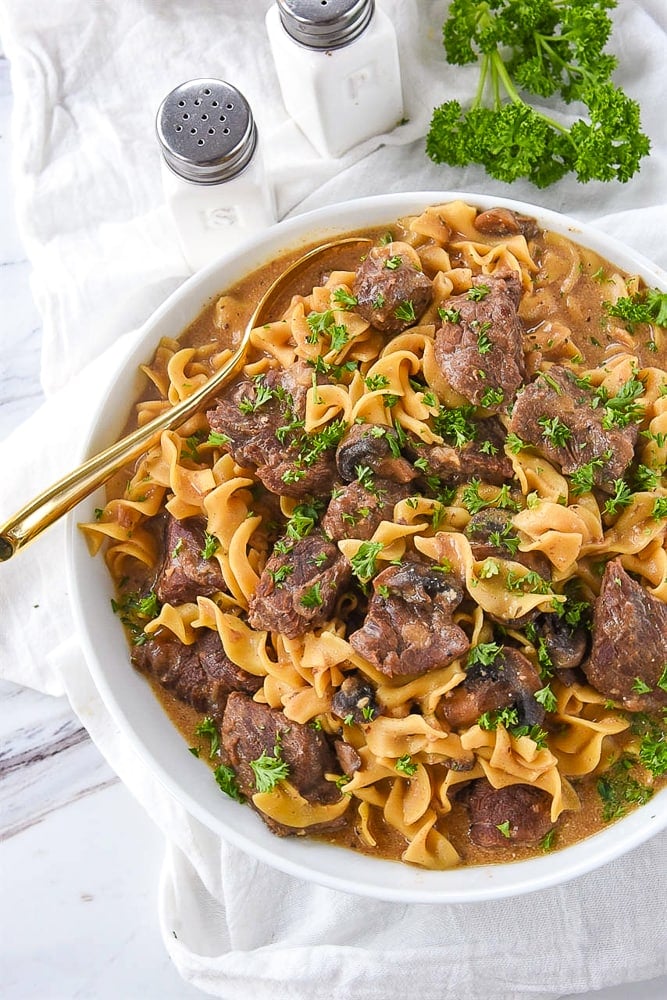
[82,201,667,869]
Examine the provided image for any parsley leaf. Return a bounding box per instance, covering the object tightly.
[249,744,290,793]
[214,764,246,803]
[350,540,384,582]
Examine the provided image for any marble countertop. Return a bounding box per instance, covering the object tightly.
[1,49,665,1000]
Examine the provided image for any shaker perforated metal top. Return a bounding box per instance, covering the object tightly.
[276,0,374,50]
[156,79,257,185]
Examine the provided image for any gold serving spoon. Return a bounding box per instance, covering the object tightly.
[0,236,371,561]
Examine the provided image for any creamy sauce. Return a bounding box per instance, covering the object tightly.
[115,212,667,868]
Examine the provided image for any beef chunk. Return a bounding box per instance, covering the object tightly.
[322,478,411,541]
[433,270,526,412]
[248,532,352,638]
[508,366,638,493]
[206,362,337,498]
[412,417,514,487]
[331,674,380,725]
[441,646,544,729]
[474,207,539,240]
[456,417,515,484]
[221,692,342,835]
[349,559,469,677]
[353,242,433,334]
[131,628,261,718]
[584,559,667,712]
[153,515,225,605]
[466,779,554,848]
[335,423,416,484]
[335,740,362,775]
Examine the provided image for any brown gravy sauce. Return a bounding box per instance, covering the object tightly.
[120,213,666,868]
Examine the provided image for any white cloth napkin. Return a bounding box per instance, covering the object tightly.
[1,1,667,997]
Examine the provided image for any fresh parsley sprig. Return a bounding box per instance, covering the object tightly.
[426,0,650,188]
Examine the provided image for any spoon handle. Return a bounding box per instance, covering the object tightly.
[0,235,371,561]
[0,346,247,561]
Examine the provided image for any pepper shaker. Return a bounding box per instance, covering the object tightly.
[156,79,276,272]
[265,0,403,158]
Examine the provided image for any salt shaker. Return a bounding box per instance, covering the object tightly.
[156,79,276,272]
[265,0,403,158]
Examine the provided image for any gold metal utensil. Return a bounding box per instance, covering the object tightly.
[0,236,371,561]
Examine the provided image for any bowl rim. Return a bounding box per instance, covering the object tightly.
[66,190,667,903]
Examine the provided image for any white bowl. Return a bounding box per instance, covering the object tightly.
[67,191,667,903]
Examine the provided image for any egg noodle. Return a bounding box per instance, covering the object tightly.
[82,201,667,869]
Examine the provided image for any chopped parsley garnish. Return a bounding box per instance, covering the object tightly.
[505,432,525,454]
[395,754,418,776]
[633,464,660,491]
[306,309,350,353]
[395,299,417,323]
[639,732,667,776]
[249,743,290,793]
[540,829,556,852]
[496,820,512,839]
[631,676,652,695]
[384,255,402,270]
[214,764,246,803]
[505,568,552,595]
[332,287,358,309]
[195,716,220,758]
[466,641,502,668]
[568,454,608,495]
[606,287,667,331]
[603,479,633,517]
[478,710,549,750]
[461,478,519,515]
[473,319,493,354]
[285,499,324,540]
[480,385,505,408]
[200,532,219,560]
[364,373,390,391]
[652,497,667,520]
[238,376,275,414]
[268,564,294,587]
[478,557,500,579]
[593,376,645,430]
[208,430,231,447]
[479,707,518,730]
[300,582,324,608]
[538,415,572,448]
[438,306,461,324]
[355,464,376,492]
[110,590,161,645]
[597,757,653,822]
[350,540,384,582]
[488,523,520,556]
[307,356,358,381]
[658,664,667,693]
[467,284,490,301]
[182,434,203,462]
[433,403,477,447]
[534,684,558,713]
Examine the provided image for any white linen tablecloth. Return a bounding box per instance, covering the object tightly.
[1,1,666,997]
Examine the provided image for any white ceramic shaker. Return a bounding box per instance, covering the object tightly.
[156,79,276,272]
[265,0,403,158]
